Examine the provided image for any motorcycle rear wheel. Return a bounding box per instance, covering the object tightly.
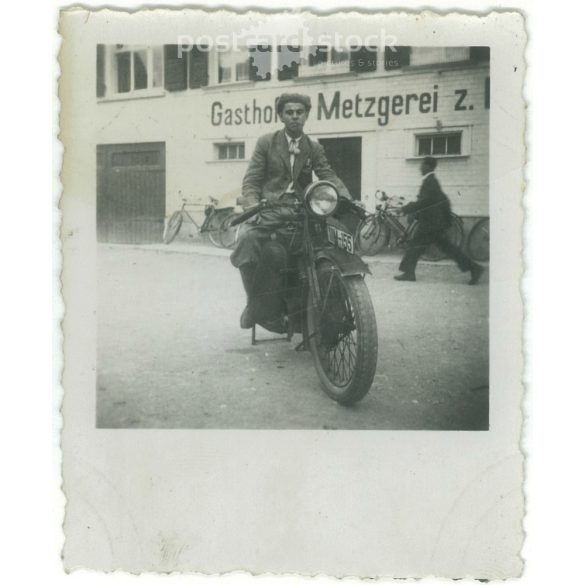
[306,261,378,405]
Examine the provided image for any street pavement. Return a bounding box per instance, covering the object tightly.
[97,242,489,430]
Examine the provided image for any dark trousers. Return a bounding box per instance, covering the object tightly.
[230,214,298,334]
[230,205,300,268]
[230,225,274,268]
[399,229,475,274]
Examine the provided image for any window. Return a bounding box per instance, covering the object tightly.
[215,143,245,160]
[300,46,350,76]
[111,45,163,95]
[416,132,463,157]
[277,45,301,80]
[248,46,272,81]
[217,48,252,83]
[410,47,470,67]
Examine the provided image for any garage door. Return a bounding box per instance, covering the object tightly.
[97,142,166,243]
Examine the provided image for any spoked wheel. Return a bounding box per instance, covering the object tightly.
[163,211,183,244]
[355,216,390,256]
[467,217,490,262]
[419,213,465,261]
[306,261,378,405]
[219,211,241,249]
[205,211,225,248]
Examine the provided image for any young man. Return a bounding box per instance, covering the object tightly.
[230,93,352,329]
[394,156,484,285]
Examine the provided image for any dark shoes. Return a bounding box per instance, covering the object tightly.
[394,272,416,282]
[469,264,485,285]
[393,267,484,285]
[240,305,254,329]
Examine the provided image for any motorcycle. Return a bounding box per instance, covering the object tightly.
[231,181,378,405]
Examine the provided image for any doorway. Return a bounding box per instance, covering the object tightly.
[97,142,166,243]
[318,136,362,200]
[318,136,362,234]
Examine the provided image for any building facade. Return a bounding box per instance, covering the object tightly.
[94,44,489,243]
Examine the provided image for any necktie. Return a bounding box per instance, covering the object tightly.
[286,139,299,193]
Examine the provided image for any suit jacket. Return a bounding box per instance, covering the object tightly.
[401,173,452,233]
[242,129,352,206]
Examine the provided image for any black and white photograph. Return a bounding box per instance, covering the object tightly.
[59,8,524,577]
[93,37,490,430]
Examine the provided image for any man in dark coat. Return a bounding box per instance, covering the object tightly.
[231,92,352,328]
[394,156,484,284]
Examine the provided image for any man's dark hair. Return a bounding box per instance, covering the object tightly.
[423,156,438,171]
[276,93,312,115]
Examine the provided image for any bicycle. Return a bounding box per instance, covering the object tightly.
[466,217,490,262]
[163,195,234,247]
[356,191,465,261]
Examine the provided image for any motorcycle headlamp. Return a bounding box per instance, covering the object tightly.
[304,181,339,217]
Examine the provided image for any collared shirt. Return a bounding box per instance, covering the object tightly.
[284,132,303,193]
[422,171,435,181]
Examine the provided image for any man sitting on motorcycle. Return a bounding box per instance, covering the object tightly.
[231,92,353,329]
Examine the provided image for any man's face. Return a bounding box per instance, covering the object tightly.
[280,102,308,137]
[421,160,432,175]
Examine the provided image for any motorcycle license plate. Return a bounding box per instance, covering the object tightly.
[327,225,355,254]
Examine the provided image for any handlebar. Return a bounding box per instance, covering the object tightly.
[230,199,305,227]
[230,202,264,226]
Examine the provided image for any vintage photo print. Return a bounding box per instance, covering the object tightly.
[59,8,525,577]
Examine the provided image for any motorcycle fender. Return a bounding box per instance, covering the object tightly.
[314,247,371,276]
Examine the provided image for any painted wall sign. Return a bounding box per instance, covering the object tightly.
[210,86,474,127]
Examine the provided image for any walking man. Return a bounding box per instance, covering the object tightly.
[394,156,484,285]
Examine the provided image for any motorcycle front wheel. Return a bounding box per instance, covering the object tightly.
[306,261,378,405]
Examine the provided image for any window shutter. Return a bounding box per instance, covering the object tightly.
[470,46,490,62]
[485,77,490,109]
[350,47,377,73]
[189,46,209,88]
[96,44,106,97]
[164,45,187,91]
[384,46,411,70]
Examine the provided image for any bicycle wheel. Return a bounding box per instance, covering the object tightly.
[467,217,490,262]
[355,216,390,256]
[419,213,465,262]
[219,211,241,249]
[163,211,183,244]
[205,211,225,248]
